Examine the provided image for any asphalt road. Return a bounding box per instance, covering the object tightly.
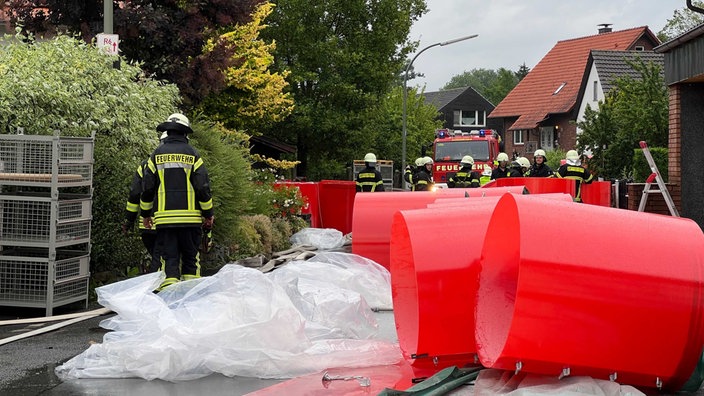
[0,302,288,395]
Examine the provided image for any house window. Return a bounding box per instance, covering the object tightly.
[514,130,525,145]
[453,110,486,127]
[635,46,645,51]
[593,81,598,101]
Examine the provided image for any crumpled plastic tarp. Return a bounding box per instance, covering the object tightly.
[469,369,646,396]
[55,253,401,382]
[289,227,346,250]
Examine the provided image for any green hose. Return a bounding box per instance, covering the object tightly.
[377,366,483,396]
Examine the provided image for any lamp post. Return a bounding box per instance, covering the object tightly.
[401,34,478,189]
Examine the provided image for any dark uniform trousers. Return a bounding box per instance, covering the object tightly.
[157,227,202,280]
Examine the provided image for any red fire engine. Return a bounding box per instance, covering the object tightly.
[431,128,501,187]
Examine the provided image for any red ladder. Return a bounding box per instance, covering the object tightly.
[637,141,679,216]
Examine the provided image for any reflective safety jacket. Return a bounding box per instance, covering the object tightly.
[356,166,385,192]
[124,160,152,232]
[490,166,511,180]
[526,163,554,177]
[554,164,594,202]
[448,166,481,188]
[414,168,434,191]
[140,135,213,227]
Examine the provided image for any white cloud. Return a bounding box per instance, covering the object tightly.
[408,0,682,91]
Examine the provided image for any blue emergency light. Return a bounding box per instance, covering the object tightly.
[479,129,486,137]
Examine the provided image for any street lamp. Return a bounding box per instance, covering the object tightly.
[401,34,478,189]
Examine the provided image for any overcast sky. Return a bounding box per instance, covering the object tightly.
[408,0,685,91]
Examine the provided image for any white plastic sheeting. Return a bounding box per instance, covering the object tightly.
[289,228,346,250]
[469,369,646,396]
[55,253,401,382]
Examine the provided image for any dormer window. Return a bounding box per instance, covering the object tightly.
[553,82,567,95]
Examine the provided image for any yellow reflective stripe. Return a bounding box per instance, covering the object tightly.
[182,274,200,281]
[137,164,143,177]
[140,200,153,211]
[359,172,376,178]
[154,217,203,226]
[194,157,203,171]
[200,198,213,210]
[147,158,156,173]
[125,202,139,212]
[417,180,428,185]
[186,168,195,211]
[157,169,166,213]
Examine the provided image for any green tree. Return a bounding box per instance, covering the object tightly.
[577,57,667,179]
[515,62,530,81]
[0,32,180,273]
[657,1,704,42]
[359,86,441,168]
[7,0,262,106]
[260,0,428,179]
[197,3,294,134]
[442,67,519,105]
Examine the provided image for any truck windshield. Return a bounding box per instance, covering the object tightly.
[435,141,490,162]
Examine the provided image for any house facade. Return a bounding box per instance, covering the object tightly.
[655,22,704,229]
[488,25,660,160]
[423,86,502,134]
[577,50,664,135]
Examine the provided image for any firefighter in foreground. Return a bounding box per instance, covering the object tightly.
[490,152,511,179]
[414,156,434,191]
[448,155,481,188]
[141,113,214,291]
[355,153,385,192]
[554,149,594,202]
[122,131,168,273]
[526,149,554,177]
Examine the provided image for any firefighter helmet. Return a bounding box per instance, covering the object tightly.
[566,150,579,161]
[517,157,530,169]
[534,149,546,158]
[157,113,193,134]
[497,152,509,162]
[364,153,377,163]
[423,156,433,165]
[415,157,424,167]
[460,155,474,167]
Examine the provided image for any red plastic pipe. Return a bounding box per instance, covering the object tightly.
[476,193,704,390]
[427,193,573,209]
[390,193,574,369]
[351,190,469,269]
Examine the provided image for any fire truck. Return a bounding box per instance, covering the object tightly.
[431,128,502,187]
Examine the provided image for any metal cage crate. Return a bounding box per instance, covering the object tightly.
[0,134,94,187]
[0,248,90,309]
[0,195,91,247]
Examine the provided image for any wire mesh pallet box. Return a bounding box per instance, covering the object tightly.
[0,133,93,187]
[0,248,90,309]
[0,132,94,315]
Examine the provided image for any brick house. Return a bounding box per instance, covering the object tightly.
[488,25,660,160]
[654,23,704,228]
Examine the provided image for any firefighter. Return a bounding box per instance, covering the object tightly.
[141,113,214,291]
[414,156,434,191]
[122,132,168,273]
[491,152,511,179]
[526,149,554,177]
[404,157,423,191]
[509,156,530,177]
[355,153,385,192]
[448,155,480,188]
[554,149,594,202]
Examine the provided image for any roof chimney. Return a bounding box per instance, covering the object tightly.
[598,24,613,34]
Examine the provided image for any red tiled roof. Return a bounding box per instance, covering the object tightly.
[489,26,658,130]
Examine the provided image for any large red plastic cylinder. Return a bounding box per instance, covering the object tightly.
[318,180,356,234]
[494,177,576,196]
[427,193,573,209]
[581,180,612,207]
[352,190,469,268]
[470,185,529,196]
[390,198,500,369]
[476,194,704,390]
